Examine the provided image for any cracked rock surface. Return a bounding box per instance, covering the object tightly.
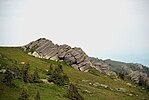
[22,38,92,71]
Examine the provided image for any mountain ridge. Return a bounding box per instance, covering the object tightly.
[0,43,149,99]
[22,38,149,85]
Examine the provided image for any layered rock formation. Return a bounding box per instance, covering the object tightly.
[22,38,149,85]
[89,57,110,74]
[22,38,92,71]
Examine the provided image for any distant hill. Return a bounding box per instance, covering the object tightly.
[90,57,149,76]
[90,57,149,84]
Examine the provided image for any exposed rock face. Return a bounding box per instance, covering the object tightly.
[89,57,110,74]
[136,64,143,70]
[22,38,149,83]
[89,57,149,85]
[129,71,149,85]
[22,38,92,71]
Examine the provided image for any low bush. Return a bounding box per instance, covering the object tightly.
[65,84,84,100]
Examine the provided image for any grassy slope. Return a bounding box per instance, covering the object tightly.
[0,47,149,100]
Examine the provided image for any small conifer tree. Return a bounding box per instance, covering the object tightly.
[65,84,84,100]
[22,63,33,83]
[33,68,40,83]
[47,64,53,75]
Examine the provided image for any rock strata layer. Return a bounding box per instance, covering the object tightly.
[22,38,92,71]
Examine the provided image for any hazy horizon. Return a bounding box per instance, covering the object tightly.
[0,0,149,66]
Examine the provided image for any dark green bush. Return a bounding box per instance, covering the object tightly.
[118,71,125,80]
[3,69,14,85]
[12,66,22,79]
[48,64,69,86]
[33,68,41,83]
[65,84,84,100]
[47,64,53,75]
[22,63,33,83]
[138,75,145,86]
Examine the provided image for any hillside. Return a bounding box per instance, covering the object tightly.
[90,57,149,84]
[0,47,149,100]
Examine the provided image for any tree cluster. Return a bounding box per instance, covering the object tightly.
[48,64,69,86]
[3,63,41,86]
[22,64,41,83]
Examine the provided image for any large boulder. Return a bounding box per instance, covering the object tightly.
[22,38,92,71]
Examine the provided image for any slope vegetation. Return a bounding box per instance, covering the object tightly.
[0,47,149,100]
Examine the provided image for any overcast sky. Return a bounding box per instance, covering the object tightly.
[0,0,149,66]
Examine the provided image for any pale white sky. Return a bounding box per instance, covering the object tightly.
[0,0,149,66]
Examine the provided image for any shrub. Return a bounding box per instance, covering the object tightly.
[22,63,33,83]
[3,69,14,85]
[119,71,125,80]
[11,66,22,79]
[33,68,41,83]
[65,84,84,100]
[138,75,145,86]
[48,72,69,86]
[48,64,69,86]
[47,64,53,75]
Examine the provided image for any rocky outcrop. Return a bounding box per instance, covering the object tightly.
[22,38,92,71]
[89,57,110,74]
[22,38,149,82]
[89,57,149,85]
[129,71,149,85]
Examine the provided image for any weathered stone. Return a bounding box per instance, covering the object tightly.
[116,88,126,92]
[89,83,93,85]
[93,82,109,89]
[129,71,149,85]
[32,51,41,58]
[93,82,100,86]
[64,53,76,65]
[128,93,133,96]
[22,38,92,72]
[0,69,6,73]
[20,62,25,65]
[50,55,59,61]
[100,84,109,89]
[40,79,49,84]
[89,57,110,74]
[71,64,79,70]
[58,49,66,59]
[83,90,92,94]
